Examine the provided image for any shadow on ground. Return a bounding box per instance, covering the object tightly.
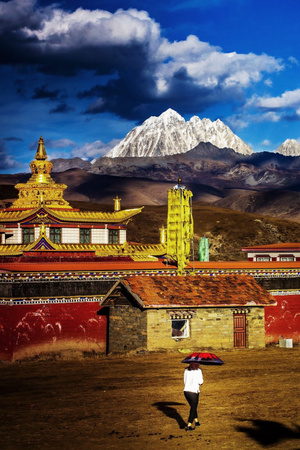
[152,402,186,429]
[236,419,300,447]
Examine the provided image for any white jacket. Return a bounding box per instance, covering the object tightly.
[184,368,203,393]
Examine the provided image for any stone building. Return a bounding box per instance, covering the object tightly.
[98,275,276,353]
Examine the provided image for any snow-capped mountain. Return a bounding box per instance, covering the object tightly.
[276,139,300,156]
[105,109,253,158]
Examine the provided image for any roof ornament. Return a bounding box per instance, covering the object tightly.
[114,195,121,212]
[173,177,186,190]
[35,136,47,161]
[11,136,73,210]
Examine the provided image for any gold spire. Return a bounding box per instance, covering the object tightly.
[35,136,47,160]
[11,136,73,210]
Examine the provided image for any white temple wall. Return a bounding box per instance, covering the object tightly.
[92,228,107,244]
[62,228,80,244]
[5,229,19,244]
[120,229,126,244]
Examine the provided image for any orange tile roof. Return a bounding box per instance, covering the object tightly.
[242,243,300,251]
[104,275,276,308]
[1,259,300,274]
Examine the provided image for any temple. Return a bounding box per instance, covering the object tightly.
[0,137,166,262]
[0,137,299,361]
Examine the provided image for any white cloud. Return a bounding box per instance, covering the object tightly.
[46,150,70,160]
[23,7,161,50]
[14,3,283,96]
[249,88,300,110]
[226,110,281,131]
[71,139,120,159]
[253,111,281,122]
[288,56,299,66]
[226,114,250,130]
[0,1,287,120]
[156,38,283,92]
[264,78,272,87]
[261,139,271,146]
[46,138,77,149]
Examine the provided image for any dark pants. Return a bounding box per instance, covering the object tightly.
[184,391,199,423]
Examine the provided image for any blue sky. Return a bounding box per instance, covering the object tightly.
[1,0,300,173]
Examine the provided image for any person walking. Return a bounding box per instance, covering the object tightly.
[183,362,203,431]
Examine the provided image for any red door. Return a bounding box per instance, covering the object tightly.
[234,313,246,348]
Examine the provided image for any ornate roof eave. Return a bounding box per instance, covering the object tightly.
[0,205,144,224]
[0,207,41,223]
[0,242,167,258]
[0,245,25,256]
[51,206,144,223]
[24,232,59,252]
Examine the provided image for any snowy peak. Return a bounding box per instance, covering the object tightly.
[159,108,185,123]
[276,139,300,156]
[106,109,253,158]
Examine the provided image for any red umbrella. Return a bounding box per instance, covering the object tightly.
[181,352,224,365]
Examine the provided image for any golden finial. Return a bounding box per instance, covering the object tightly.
[39,222,46,236]
[35,136,47,161]
[114,195,121,211]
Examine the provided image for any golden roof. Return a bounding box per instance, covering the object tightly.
[0,205,143,223]
[0,241,166,260]
[51,207,143,223]
[0,244,25,256]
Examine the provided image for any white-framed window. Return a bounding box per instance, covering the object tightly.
[256,256,270,261]
[280,256,294,261]
[171,319,189,339]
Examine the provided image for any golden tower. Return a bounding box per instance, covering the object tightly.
[12,137,72,210]
[166,179,193,275]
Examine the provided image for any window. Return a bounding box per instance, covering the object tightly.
[22,227,34,244]
[80,228,91,244]
[109,229,119,244]
[171,319,189,339]
[50,227,61,244]
[280,256,294,261]
[256,256,270,261]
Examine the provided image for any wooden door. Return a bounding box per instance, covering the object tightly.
[234,313,246,348]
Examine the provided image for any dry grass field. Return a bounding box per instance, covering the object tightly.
[0,347,299,449]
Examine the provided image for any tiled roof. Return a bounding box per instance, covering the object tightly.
[0,242,166,261]
[0,259,300,273]
[51,207,143,223]
[0,205,143,223]
[242,243,300,252]
[110,275,276,308]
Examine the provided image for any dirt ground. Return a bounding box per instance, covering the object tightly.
[0,347,299,450]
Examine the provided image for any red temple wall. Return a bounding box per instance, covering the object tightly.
[265,294,300,345]
[0,293,299,360]
[0,302,106,361]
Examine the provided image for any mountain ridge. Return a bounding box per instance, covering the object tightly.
[105,108,253,158]
[276,139,300,156]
